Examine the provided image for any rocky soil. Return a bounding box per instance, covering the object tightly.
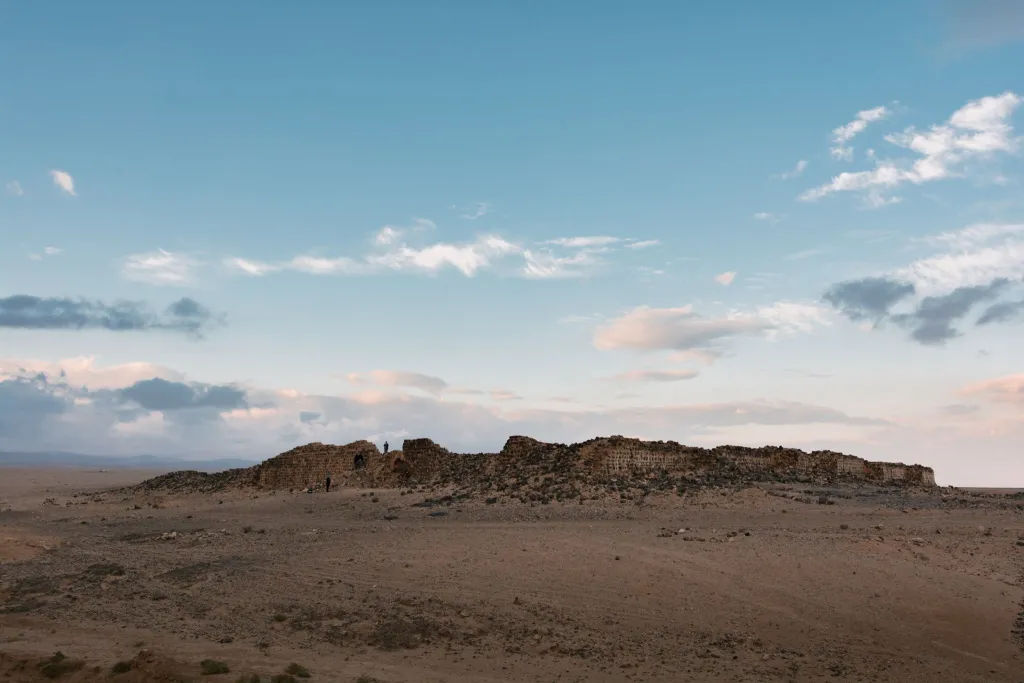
[1,469,1022,682]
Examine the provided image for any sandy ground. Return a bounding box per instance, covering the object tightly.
[1,468,1022,682]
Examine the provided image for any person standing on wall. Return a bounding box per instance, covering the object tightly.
[384,441,389,455]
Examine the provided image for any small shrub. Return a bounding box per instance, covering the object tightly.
[201,659,231,675]
[272,613,287,622]
[285,663,310,678]
[270,676,296,683]
[235,676,261,683]
[243,526,253,534]
[111,661,132,674]
[356,677,383,683]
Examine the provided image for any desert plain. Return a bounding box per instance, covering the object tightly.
[1,466,1023,682]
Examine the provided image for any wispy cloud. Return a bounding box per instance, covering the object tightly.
[5,181,23,196]
[895,222,1024,295]
[802,92,1021,205]
[625,239,660,250]
[346,370,448,395]
[227,225,656,281]
[960,372,1024,405]
[346,370,524,402]
[610,369,699,383]
[830,105,892,161]
[774,159,808,180]
[122,250,202,286]
[753,212,782,223]
[49,170,76,196]
[593,301,829,354]
[540,236,622,248]
[29,246,63,261]
[786,247,831,261]
[714,271,736,286]
[455,202,492,220]
[521,248,598,279]
[373,218,436,247]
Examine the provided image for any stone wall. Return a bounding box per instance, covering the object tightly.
[252,435,936,490]
[256,440,384,490]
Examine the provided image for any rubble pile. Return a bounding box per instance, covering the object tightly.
[129,466,258,494]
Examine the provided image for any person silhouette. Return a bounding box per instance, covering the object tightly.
[383,441,389,455]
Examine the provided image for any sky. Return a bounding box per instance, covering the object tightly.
[1,1,1023,486]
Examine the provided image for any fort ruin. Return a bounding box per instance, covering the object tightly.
[248,435,936,491]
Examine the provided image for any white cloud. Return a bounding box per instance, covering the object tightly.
[228,226,656,281]
[371,235,519,276]
[5,181,23,196]
[611,369,699,383]
[803,92,1021,204]
[714,271,736,286]
[227,235,518,278]
[289,255,371,275]
[49,170,76,196]
[755,301,833,339]
[864,191,903,209]
[222,257,280,276]
[922,222,1024,249]
[372,218,436,247]
[521,248,596,279]
[861,222,1024,297]
[830,105,891,160]
[894,240,1024,296]
[541,236,621,248]
[775,159,808,180]
[28,246,63,261]
[625,239,660,250]
[753,212,781,222]
[122,249,201,286]
[593,301,830,354]
[375,226,401,246]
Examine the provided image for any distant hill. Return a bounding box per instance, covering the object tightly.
[0,451,257,473]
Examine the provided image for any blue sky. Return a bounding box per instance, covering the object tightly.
[2,1,1023,485]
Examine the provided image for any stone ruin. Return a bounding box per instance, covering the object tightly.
[245,435,936,491]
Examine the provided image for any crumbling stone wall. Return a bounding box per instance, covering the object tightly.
[253,435,936,490]
[566,437,933,485]
[256,440,383,490]
[401,438,456,481]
